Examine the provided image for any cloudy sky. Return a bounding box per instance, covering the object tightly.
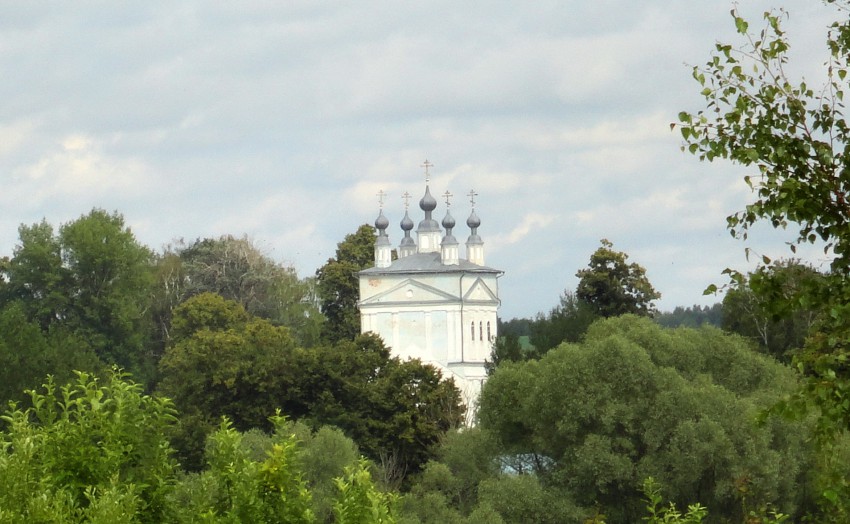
[0,1,842,319]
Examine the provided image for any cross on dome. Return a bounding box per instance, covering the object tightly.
[467,189,478,208]
[421,159,434,184]
[402,191,412,210]
[443,190,453,207]
[376,189,386,209]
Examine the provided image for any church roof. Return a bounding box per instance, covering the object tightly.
[360,251,501,276]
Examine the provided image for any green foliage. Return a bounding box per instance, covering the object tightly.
[655,304,723,329]
[0,368,396,523]
[0,219,69,330]
[333,459,397,524]
[0,302,102,406]
[158,293,301,470]
[58,210,155,370]
[159,294,463,480]
[0,370,177,523]
[485,333,524,375]
[576,239,660,318]
[0,210,155,379]
[157,235,323,349]
[478,316,816,523]
[497,317,532,338]
[529,290,598,355]
[678,3,850,514]
[169,415,396,524]
[642,478,708,524]
[476,474,586,524]
[721,261,823,362]
[176,417,315,523]
[300,335,465,483]
[315,224,376,343]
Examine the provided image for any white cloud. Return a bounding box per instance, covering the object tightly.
[0,0,842,319]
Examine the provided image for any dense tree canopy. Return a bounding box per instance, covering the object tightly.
[655,304,723,329]
[0,303,102,407]
[158,293,464,478]
[154,235,323,350]
[0,209,155,378]
[478,316,818,523]
[576,239,660,318]
[0,371,396,523]
[315,224,376,343]
[528,290,597,355]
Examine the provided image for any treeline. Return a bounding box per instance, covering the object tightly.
[500,259,820,366]
[0,212,462,507]
[1,210,847,522]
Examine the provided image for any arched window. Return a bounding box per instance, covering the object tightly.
[479,321,483,341]
[487,321,491,341]
[471,321,475,340]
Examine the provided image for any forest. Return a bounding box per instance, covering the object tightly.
[5,3,850,523]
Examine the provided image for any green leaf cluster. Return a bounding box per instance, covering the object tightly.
[678,3,850,516]
[0,370,177,522]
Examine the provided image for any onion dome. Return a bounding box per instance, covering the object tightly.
[466,209,480,230]
[419,185,437,212]
[375,209,389,231]
[417,184,442,239]
[442,209,456,231]
[401,210,414,232]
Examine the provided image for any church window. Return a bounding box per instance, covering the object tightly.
[487,321,491,340]
[470,321,474,340]
[479,321,483,341]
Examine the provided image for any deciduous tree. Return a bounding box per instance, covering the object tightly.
[153,235,323,350]
[478,316,819,523]
[722,260,823,362]
[677,6,850,514]
[529,290,598,355]
[0,210,155,377]
[576,239,660,318]
[315,224,376,343]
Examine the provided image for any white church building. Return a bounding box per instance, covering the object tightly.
[358,163,503,413]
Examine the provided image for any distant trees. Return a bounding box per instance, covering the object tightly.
[576,239,660,318]
[154,234,323,350]
[655,304,722,329]
[0,303,102,407]
[494,241,657,360]
[0,212,323,396]
[528,291,597,355]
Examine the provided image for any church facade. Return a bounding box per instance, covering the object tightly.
[358,165,502,412]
